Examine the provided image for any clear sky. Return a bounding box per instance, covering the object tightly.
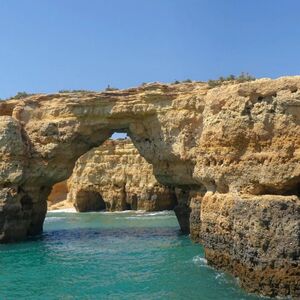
[0,0,300,99]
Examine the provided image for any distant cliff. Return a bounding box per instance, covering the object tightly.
[48,139,176,212]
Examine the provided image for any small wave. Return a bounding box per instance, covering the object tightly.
[144,211,173,216]
[100,210,146,214]
[192,255,207,265]
[123,211,174,219]
[128,211,174,217]
[123,216,174,220]
[44,216,66,222]
[215,272,225,279]
[48,208,77,213]
[192,255,207,264]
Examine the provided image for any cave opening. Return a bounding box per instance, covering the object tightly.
[45,129,181,231]
[74,189,106,212]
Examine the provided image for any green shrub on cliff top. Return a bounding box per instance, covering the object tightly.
[172,79,194,84]
[10,92,34,99]
[208,72,256,87]
[58,89,93,93]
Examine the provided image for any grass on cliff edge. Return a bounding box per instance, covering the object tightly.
[207,72,256,87]
[172,72,256,87]
[0,74,256,100]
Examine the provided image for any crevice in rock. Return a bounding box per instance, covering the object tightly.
[174,184,207,235]
[256,177,300,198]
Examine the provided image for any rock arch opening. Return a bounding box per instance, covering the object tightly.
[47,133,178,215]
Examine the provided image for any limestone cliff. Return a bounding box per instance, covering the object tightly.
[0,77,299,297]
[65,139,176,212]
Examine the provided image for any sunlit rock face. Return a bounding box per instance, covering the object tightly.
[67,138,177,212]
[0,77,299,297]
[47,180,72,211]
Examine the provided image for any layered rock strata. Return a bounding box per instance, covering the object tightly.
[66,139,177,212]
[0,77,299,297]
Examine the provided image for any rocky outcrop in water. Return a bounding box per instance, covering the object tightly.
[0,77,299,297]
[200,193,300,297]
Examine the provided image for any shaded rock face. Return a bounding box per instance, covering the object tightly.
[201,193,300,298]
[0,77,299,297]
[67,139,177,212]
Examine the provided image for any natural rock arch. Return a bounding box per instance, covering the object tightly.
[0,78,299,297]
[66,138,177,212]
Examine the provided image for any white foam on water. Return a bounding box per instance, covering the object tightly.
[123,210,174,219]
[100,210,146,214]
[44,216,67,222]
[124,216,173,220]
[215,272,225,279]
[48,208,77,213]
[192,255,207,264]
[144,211,173,216]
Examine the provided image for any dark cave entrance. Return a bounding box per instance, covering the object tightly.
[74,189,106,212]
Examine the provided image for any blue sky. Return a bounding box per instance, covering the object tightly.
[0,0,300,99]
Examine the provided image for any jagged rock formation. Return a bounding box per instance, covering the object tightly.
[0,77,299,297]
[67,138,177,212]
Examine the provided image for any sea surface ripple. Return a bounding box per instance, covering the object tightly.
[0,210,262,299]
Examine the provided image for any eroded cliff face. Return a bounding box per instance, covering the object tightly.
[66,139,177,212]
[200,193,300,297]
[0,77,299,297]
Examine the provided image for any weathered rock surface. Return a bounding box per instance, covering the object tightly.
[0,77,299,297]
[201,193,300,298]
[47,139,177,212]
[67,139,177,212]
[47,180,73,210]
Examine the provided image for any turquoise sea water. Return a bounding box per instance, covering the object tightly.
[0,210,262,300]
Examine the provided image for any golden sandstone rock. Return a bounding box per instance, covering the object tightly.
[47,139,176,212]
[47,180,71,210]
[0,77,299,297]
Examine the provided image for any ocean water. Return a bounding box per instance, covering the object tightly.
[0,210,262,300]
